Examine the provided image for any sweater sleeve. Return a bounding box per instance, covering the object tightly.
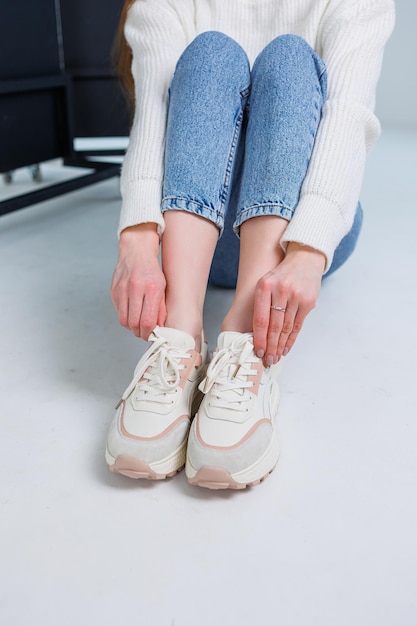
[280,0,395,273]
[118,0,195,237]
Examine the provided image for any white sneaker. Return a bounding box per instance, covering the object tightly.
[106,327,208,480]
[185,331,280,489]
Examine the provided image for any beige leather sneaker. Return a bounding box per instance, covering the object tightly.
[186,331,280,489]
[106,327,208,480]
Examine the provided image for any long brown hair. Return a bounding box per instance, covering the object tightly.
[113,0,136,110]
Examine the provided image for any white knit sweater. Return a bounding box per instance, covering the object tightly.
[119,0,395,271]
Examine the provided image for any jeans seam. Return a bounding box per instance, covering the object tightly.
[219,86,250,208]
[220,110,243,207]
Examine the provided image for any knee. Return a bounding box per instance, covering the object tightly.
[177,31,250,84]
[259,34,314,62]
[270,34,312,53]
[253,34,324,81]
[188,31,248,62]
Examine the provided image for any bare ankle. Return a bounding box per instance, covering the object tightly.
[164,315,203,352]
[221,307,253,334]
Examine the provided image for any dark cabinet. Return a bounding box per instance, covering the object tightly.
[0,0,129,215]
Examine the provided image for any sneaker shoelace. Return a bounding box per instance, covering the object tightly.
[118,331,192,408]
[199,333,259,413]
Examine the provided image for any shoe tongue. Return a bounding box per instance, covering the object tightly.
[154,326,195,351]
[216,331,250,351]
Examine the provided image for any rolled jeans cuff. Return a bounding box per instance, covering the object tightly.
[233,203,293,234]
[161,197,224,234]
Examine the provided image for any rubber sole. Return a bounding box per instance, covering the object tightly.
[186,465,276,490]
[105,440,186,480]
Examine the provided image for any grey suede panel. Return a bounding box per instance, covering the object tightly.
[187,421,273,474]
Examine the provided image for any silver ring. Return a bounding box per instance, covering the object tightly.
[271,305,286,313]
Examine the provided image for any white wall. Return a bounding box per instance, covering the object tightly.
[376,1,417,129]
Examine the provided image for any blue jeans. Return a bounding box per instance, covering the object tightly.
[162,32,362,288]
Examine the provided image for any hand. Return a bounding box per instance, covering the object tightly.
[110,224,167,339]
[253,243,326,364]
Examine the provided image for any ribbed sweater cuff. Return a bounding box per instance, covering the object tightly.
[280,193,349,274]
[118,178,165,237]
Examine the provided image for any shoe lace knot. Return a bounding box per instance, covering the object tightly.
[121,330,191,406]
[199,333,259,412]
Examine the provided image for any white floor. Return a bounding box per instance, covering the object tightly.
[1,129,416,626]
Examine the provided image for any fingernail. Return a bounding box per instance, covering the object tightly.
[274,356,280,364]
[283,347,290,356]
[266,355,274,366]
[257,350,264,358]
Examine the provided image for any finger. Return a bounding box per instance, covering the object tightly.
[157,297,167,328]
[276,303,298,358]
[110,274,121,318]
[139,287,164,340]
[119,300,130,329]
[283,310,308,355]
[283,292,317,355]
[265,305,287,365]
[127,290,145,337]
[113,282,130,329]
[110,288,119,320]
[253,275,274,358]
[110,277,118,309]
[123,279,145,337]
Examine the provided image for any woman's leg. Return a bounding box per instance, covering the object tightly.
[162,212,218,347]
[221,35,328,331]
[184,37,329,489]
[107,33,252,482]
[161,32,251,342]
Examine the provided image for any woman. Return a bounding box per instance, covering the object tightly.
[105,0,395,489]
